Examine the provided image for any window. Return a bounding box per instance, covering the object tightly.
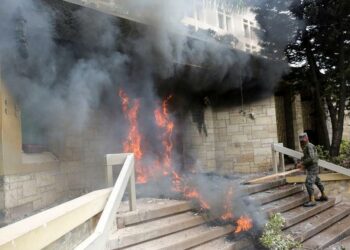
[243,24,250,38]
[251,27,259,40]
[218,12,224,29]
[252,46,257,54]
[196,4,204,21]
[226,16,232,31]
[245,44,251,53]
[21,106,49,153]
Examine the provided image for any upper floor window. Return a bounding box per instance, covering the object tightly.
[21,106,49,153]
[226,16,232,31]
[251,27,259,40]
[218,10,233,32]
[245,43,251,53]
[196,3,205,21]
[243,23,250,38]
[218,12,225,29]
[243,19,259,41]
[252,46,257,54]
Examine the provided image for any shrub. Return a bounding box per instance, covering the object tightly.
[260,213,301,250]
[316,140,350,168]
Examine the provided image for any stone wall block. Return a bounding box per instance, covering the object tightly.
[36,172,56,187]
[4,189,18,208]
[22,180,37,197]
[216,112,230,120]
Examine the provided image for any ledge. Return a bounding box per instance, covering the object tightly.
[22,152,58,165]
[1,153,60,176]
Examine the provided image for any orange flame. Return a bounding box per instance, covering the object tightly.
[119,91,176,184]
[119,89,148,183]
[235,215,253,233]
[184,187,210,210]
[171,170,182,192]
[154,96,174,176]
[119,90,254,233]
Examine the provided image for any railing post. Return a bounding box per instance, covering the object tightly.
[271,143,278,173]
[77,153,137,250]
[106,164,113,187]
[128,156,137,211]
[278,143,285,172]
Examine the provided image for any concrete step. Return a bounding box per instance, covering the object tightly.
[116,198,192,228]
[282,198,335,228]
[109,211,204,249]
[302,215,350,249]
[250,185,303,205]
[190,237,253,250]
[122,224,234,250]
[243,179,286,195]
[261,191,308,215]
[284,203,350,242]
[326,235,350,250]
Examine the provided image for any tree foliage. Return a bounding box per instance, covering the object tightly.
[254,0,350,156]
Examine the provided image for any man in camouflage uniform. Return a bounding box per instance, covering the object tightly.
[296,133,328,207]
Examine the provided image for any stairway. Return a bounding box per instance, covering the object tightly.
[107,179,350,250]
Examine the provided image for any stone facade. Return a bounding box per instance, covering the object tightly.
[51,112,116,194]
[0,78,115,223]
[3,169,68,222]
[183,96,279,174]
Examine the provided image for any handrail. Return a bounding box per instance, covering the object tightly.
[271,143,350,177]
[0,189,111,250]
[75,153,136,250]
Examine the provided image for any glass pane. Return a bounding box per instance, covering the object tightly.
[244,24,250,38]
[218,13,224,29]
[196,5,204,21]
[226,16,232,31]
[21,106,48,152]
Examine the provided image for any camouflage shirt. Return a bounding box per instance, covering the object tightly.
[302,142,319,173]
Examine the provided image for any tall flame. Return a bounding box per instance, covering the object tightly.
[119,89,148,183]
[154,95,174,176]
[118,89,253,234]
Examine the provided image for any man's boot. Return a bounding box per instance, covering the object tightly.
[304,195,316,207]
[316,192,328,202]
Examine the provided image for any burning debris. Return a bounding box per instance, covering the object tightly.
[118,92,257,236]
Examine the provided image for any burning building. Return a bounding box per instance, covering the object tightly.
[0,0,341,229]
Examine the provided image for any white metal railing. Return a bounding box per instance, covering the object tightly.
[271,143,350,177]
[75,153,136,250]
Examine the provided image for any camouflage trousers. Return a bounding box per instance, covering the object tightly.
[305,171,325,197]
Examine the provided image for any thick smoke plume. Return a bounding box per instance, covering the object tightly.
[0,0,285,138]
[0,0,293,236]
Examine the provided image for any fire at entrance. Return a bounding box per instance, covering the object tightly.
[118,89,253,235]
